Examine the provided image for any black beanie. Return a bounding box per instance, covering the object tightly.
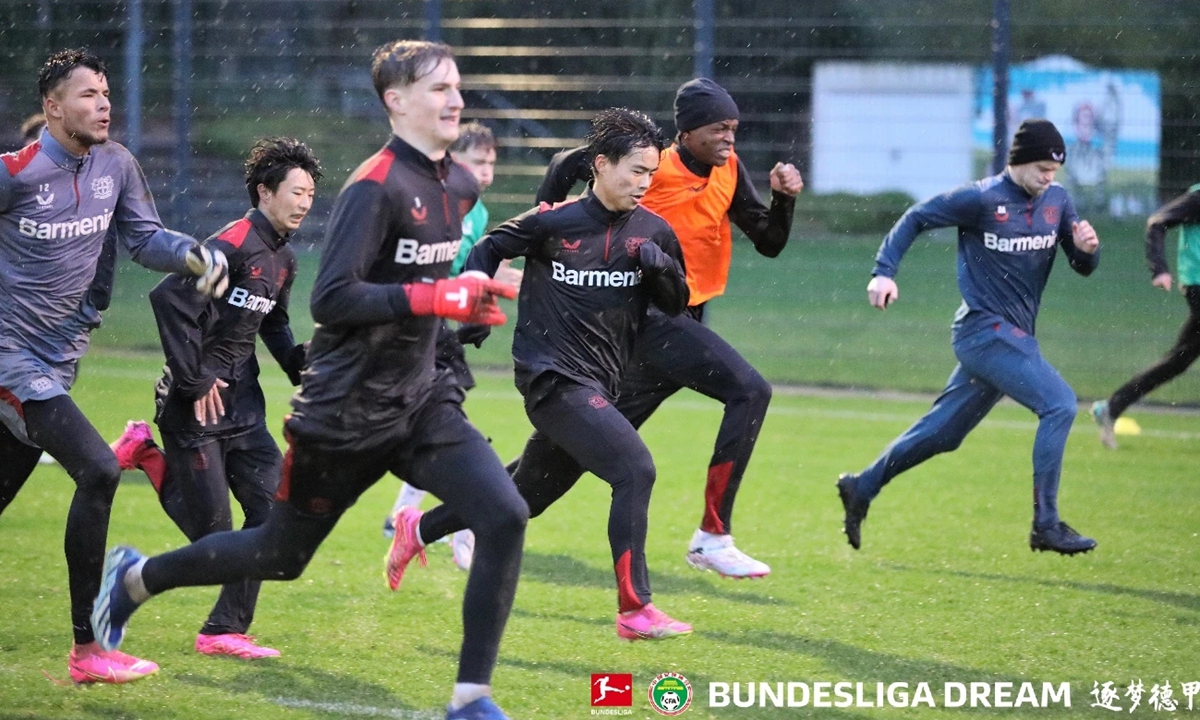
[1008,119,1066,166]
[674,78,739,133]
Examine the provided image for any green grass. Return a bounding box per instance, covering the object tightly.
[98,216,1200,404]
[1,353,1198,718]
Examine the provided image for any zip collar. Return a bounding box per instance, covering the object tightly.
[39,129,89,173]
[386,135,454,182]
[579,186,635,226]
[246,207,288,250]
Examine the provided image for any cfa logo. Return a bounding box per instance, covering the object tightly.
[649,673,692,716]
[591,673,633,706]
[394,238,461,266]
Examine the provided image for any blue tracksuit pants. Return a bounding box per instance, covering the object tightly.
[857,320,1077,528]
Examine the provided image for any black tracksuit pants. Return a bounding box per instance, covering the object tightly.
[0,395,123,646]
[140,397,527,685]
[1109,285,1200,418]
[159,424,281,636]
[422,373,658,613]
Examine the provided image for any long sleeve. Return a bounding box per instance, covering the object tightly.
[259,254,303,384]
[727,158,796,258]
[1057,193,1099,277]
[113,153,197,274]
[149,275,217,402]
[535,146,591,204]
[310,180,412,326]
[463,208,544,276]
[873,184,982,278]
[1145,191,1200,277]
[642,230,690,316]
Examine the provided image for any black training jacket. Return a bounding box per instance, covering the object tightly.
[287,135,479,448]
[151,208,304,440]
[535,144,795,258]
[465,188,688,400]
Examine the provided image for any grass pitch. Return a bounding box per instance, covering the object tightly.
[0,351,1197,719]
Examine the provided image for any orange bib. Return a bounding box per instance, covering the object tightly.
[640,146,738,305]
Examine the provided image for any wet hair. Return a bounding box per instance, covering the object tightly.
[244,137,323,207]
[585,108,665,170]
[451,122,495,154]
[370,40,455,105]
[20,113,46,143]
[38,48,106,99]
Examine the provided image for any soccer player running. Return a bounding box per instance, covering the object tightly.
[1091,184,1200,448]
[92,41,528,720]
[385,122,522,570]
[108,137,320,659]
[533,78,803,579]
[388,108,693,640]
[837,119,1100,556]
[0,48,228,684]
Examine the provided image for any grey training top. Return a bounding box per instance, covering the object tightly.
[0,128,197,365]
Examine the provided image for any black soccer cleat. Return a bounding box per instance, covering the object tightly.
[1029,521,1097,556]
[837,473,870,550]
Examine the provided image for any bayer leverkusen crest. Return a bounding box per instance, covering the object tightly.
[1043,205,1059,225]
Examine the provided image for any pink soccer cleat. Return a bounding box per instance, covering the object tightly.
[68,642,159,684]
[615,603,693,641]
[195,633,280,659]
[110,420,154,471]
[384,506,427,591]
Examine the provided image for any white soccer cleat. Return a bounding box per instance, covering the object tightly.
[685,530,770,579]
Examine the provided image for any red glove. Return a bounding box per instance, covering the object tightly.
[404,271,517,325]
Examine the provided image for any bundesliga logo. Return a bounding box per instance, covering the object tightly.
[591,673,633,706]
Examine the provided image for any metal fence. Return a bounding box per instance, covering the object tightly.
[0,0,1196,236]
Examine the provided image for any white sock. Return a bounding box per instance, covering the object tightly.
[124,557,151,604]
[394,483,426,513]
[450,683,490,710]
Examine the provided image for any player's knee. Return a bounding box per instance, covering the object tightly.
[1044,393,1077,423]
[266,549,312,581]
[481,492,530,538]
[77,454,122,498]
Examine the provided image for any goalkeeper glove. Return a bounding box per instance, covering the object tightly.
[185,245,230,299]
[404,271,517,325]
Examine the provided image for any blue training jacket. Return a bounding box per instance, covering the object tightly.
[872,170,1098,341]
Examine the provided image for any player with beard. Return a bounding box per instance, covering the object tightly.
[91,41,527,720]
[386,108,694,640]
[0,48,228,684]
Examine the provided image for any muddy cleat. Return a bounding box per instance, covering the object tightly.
[195,633,280,659]
[1030,521,1097,555]
[68,642,159,684]
[685,530,769,578]
[451,529,475,571]
[1091,401,1117,450]
[615,603,692,641]
[92,546,146,652]
[110,420,155,471]
[384,506,427,591]
[446,696,511,720]
[837,473,870,550]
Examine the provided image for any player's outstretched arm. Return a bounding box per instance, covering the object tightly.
[873,184,981,279]
[728,157,799,258]
[535,145,590,205]
[1145,190,1200,281]
[867,275,899,310]
[1057,195,1099,277]
[260,255,306,385]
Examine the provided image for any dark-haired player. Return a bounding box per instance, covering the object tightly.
[0,48,227,684]
[1092,184,1200,448]
[93,41,526,720]
[20,113,46,146]
[108,137,320,659]
[536,78,803,579]
[837,119,1100,555]
[387,108,693,640]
